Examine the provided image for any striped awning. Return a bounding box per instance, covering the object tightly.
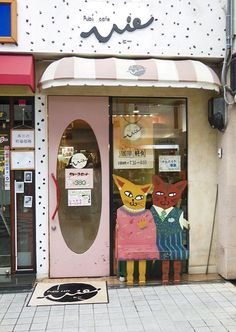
[39,57,221,92]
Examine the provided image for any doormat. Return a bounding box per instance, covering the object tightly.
[27,281,108,306]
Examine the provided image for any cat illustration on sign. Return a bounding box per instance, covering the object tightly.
[113,174,159,284]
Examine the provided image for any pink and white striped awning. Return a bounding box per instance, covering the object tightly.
[39,57,221,92]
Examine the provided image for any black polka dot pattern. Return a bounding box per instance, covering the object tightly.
[0,0,226,57]
[35,95,48,274]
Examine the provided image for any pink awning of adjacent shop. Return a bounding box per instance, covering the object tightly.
[0,55,35,92]
[39,57,221,92]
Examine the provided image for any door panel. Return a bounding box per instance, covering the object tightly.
[48,96,109,278]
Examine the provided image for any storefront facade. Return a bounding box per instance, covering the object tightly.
[0,0,232,281]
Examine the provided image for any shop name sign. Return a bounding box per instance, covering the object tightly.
[81,15,154,43]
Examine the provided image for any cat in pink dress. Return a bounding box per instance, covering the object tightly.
[113,175,160,284]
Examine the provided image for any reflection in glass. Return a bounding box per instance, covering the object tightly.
[15,171,34,269]
[112,98,187,203]
[57,120,101,254]
[112,97,188,274]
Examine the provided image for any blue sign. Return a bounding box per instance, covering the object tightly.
[0,3,11,37]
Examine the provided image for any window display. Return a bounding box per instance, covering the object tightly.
[112,97,188,282]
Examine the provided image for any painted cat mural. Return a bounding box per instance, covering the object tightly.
[150,175,189,284]
[113,174,159,284]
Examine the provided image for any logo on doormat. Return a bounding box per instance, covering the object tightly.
[37,283,101,303]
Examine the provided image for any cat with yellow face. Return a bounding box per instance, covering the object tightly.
[113,175,159,284]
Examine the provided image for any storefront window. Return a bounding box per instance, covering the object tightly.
[112,97,187,276]
[13,99,34,129]
[0,96,35,274]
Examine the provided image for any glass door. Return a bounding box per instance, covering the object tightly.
[0,96,35,275]
[14,171,35,271]
[111,97,188,278]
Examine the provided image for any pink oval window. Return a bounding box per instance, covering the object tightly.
[57,120,101,254]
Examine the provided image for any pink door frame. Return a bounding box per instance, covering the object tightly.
[48,96,110,278]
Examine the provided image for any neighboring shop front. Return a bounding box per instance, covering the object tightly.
[0,0,227,281]
[0,55,36,275]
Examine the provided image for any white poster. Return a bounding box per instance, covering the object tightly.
[159,155,181,172]
[11,129,35,149]
[15,181,24,193]
[68,189,91,206]
[65,168,93,189]
[11,151,35,170]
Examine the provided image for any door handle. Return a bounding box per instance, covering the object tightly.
[51,173,60,221]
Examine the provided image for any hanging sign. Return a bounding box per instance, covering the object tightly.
[65,168,93,189]
[11,129,35,149]
[68,189,92,207]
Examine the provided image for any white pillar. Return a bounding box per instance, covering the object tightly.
[35,94,49,279]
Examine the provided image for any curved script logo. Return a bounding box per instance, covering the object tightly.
[37,283,101,303]
[80,15,154,43]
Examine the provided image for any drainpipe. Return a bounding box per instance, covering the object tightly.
[221,0,234,106]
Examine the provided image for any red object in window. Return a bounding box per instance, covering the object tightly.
[0,55,35,92]
[18,99,26,105]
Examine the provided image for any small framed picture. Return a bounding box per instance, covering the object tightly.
[24,171,32,183]
[24,196,33,208]
[15,181,24,193]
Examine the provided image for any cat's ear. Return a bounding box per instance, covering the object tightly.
[152,175,164,186]
[113,174,126,190]
[140,184,152,195]
[174,180,187,194]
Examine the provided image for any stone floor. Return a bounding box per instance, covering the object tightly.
[1,277,236,331]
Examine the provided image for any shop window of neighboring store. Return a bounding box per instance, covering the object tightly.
[111,97,187,278]
[0,97,35,274]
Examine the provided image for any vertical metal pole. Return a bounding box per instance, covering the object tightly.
[14,180,18,270]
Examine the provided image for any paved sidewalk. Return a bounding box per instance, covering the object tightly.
[1,281,236,331]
